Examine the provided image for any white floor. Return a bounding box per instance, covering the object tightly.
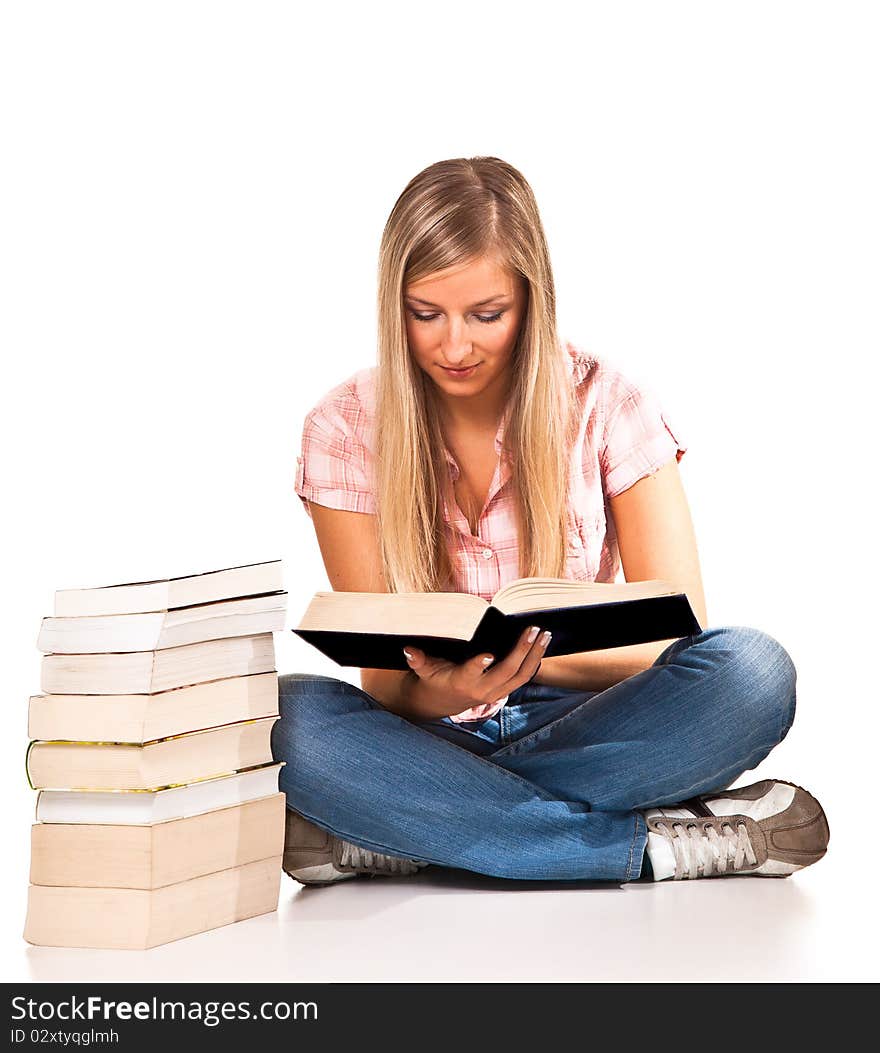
[7,690,878,983]
[6,673,877,983]
[11,839,874,983]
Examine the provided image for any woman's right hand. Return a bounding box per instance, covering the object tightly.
[401,624,552,721]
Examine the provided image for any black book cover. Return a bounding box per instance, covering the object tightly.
[293,592,701,670]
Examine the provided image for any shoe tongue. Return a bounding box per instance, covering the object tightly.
[704,783,796,821]
[645,831,677,881]
[676,796,716,818]
[642,803,712,881]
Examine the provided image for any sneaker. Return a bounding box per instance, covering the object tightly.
[643,779,829,881]
[282,808,429,886]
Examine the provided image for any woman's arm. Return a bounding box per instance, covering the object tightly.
[306,501,546,719]
[302,501,422,716]
[532,459,708,691]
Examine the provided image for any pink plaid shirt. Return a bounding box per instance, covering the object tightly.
[294,341,686,722]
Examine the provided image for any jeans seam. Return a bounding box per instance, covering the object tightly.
[625,811,647,881]
[778,682,797,742]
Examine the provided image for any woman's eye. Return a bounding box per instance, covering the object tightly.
[406,309,505,324]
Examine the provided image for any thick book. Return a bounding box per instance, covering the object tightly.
[40,632,276,695]
[29,793,285,889]
[28,671,279,744]
[26,716,278,791]
[53,560,284,617]
[23,855,282,949]
[35,762,283,825]
[293,577,702,670]
[37,592,287,655]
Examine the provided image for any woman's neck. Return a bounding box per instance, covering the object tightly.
[435,379,512,437]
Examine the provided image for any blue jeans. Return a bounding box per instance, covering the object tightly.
[270,626,797,882]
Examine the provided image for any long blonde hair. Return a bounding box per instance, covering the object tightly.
[375,156,578,594]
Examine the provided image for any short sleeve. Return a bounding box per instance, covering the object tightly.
[294,389,377,518]
[599,369,687,499]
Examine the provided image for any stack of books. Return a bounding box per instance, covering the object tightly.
[23,561,289,950]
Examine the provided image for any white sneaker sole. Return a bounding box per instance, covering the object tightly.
[284,862,358,886]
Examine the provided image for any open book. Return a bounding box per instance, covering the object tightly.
[293,577,702,670]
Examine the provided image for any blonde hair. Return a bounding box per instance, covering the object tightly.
[374,156,578,594]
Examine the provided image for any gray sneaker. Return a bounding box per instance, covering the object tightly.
[283,808,429,886]
[643,779,829,881]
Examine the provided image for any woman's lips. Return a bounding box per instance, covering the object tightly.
[441,364,479,379]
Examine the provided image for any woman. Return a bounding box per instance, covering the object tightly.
[272,156,829,886]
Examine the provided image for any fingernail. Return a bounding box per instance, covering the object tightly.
[527,626,539,643]
[540,631,552,647]
[482,656,494,666]
[403,649,414,661]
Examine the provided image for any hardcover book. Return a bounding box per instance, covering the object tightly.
[53,560,284,617]
[35,763,284,825]
[29,794,285,889]
[28,671,279,744]
[38,592,287,654]
[40,633,276,695]
[26,716,278,791]
[24,856,282,949]
[293,577,702,670]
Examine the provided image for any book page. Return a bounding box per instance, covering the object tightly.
[296,590,489,640]
[491,577,680,615]
[56,561,283,593]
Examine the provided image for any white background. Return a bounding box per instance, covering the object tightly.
[1,1,877,981]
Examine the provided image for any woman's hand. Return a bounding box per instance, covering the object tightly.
[402,624,552,721]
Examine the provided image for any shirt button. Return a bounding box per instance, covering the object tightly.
[481,548,494,560]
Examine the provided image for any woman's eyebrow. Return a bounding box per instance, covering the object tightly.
[404,293,510,308]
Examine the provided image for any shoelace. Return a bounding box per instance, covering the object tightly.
[654,819,758,879]
[337,839,427,876]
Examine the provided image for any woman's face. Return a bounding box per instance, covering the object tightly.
[404,255,527,411]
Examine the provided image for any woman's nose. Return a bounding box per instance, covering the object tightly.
[440,318,472,364]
